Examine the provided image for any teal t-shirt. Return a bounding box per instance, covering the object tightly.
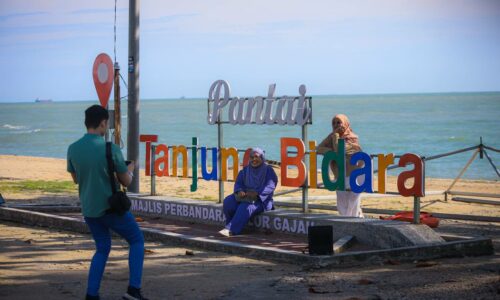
[67,133,128,217]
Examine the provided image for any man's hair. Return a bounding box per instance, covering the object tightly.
[85,105,109,129]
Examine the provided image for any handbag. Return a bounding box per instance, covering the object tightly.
[106,142,131,215]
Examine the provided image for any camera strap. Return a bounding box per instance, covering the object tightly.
[105,142,118,195]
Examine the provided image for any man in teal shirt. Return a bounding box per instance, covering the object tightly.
[67,105,148,300]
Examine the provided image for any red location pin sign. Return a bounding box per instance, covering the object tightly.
[92,53,114,108]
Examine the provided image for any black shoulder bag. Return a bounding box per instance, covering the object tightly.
[106,142,131,215]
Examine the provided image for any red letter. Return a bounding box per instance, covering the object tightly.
[280,137,306,187]
[397,153,424,197]
[154,144,169,177]
[242,148,252,168]
[140,134,158,176]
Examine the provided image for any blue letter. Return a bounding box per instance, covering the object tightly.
[201,147,218,181]
[349,152,373,193]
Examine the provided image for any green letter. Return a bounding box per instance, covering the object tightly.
[190,137,198,192]
[321,139,345,191]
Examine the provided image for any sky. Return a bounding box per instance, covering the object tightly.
[0,0,500,102]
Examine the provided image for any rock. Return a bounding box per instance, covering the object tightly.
[416,261,439,268]
[308,287,329,294]
[358,278,375,285]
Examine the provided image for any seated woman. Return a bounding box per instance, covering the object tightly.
[219,148,278,237]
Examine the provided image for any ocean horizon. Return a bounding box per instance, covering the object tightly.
[1,91,499,180]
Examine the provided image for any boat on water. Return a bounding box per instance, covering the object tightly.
[35,98,53,103]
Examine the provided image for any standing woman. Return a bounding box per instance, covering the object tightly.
[220,148,278,236]
[317,114,364,217]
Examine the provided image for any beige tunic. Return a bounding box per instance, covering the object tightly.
[317,132,362,178]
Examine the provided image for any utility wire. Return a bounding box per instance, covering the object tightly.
[113,0,128,97]
[114,0,117,63]
[119,73,128,88]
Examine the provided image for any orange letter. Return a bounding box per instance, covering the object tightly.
[139,134,158,176]
[154,144,169,177]
[397,153,424,197]
[280,137,306,187]
[220,147,239,181]
[172,146,188,177]
[377,153,394,194]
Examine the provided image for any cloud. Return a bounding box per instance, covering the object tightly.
[2,0,500,43]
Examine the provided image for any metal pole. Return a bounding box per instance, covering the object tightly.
[217,121,224,203]
[105,105,110,142]
[127,0,140,193]
[413,196,420,224]
[479,137,484,159]
[113,62,121,145]
[483,149,500,178]
[301,124,308,212]
[151,145,156,196]
[445,149,479,194]
[414,158,425,224]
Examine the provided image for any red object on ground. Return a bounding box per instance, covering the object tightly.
[380,211,439,228]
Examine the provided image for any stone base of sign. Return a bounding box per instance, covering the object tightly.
[0,206,493,268]
[128,194,445,249]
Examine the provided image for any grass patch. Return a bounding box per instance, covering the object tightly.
[0,180,77,194]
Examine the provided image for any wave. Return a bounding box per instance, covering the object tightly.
[2,124,41,134]
[448,136,465,141]
[11,129,42,134]
[2,124,27,130]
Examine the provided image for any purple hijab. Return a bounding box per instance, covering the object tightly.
[244,148,268,191]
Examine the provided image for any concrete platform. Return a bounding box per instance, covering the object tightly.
[0,205,493,268]
[129,194,445,249]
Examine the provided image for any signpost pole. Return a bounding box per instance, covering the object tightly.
[113,62,121,145]
[127,0,140,193]
[218,120,224,203]
[302,123,309,213]
[414,157,425,224]
[151,144,156,196]
[413,196,420,224]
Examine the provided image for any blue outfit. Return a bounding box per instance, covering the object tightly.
[223,164,278,235]
[84,212,144,296]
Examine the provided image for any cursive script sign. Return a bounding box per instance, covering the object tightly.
[207,80,312,126]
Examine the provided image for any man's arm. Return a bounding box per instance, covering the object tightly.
[112,144,134,187]
[116,161,135,187]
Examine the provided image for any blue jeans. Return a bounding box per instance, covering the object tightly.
[84,211,144,296]
[223,194,265,235]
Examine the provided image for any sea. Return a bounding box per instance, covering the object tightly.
[1,92,499,180]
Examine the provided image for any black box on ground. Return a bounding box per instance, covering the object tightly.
[308,225,333,255]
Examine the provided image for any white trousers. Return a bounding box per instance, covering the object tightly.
[336,175,364,218]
